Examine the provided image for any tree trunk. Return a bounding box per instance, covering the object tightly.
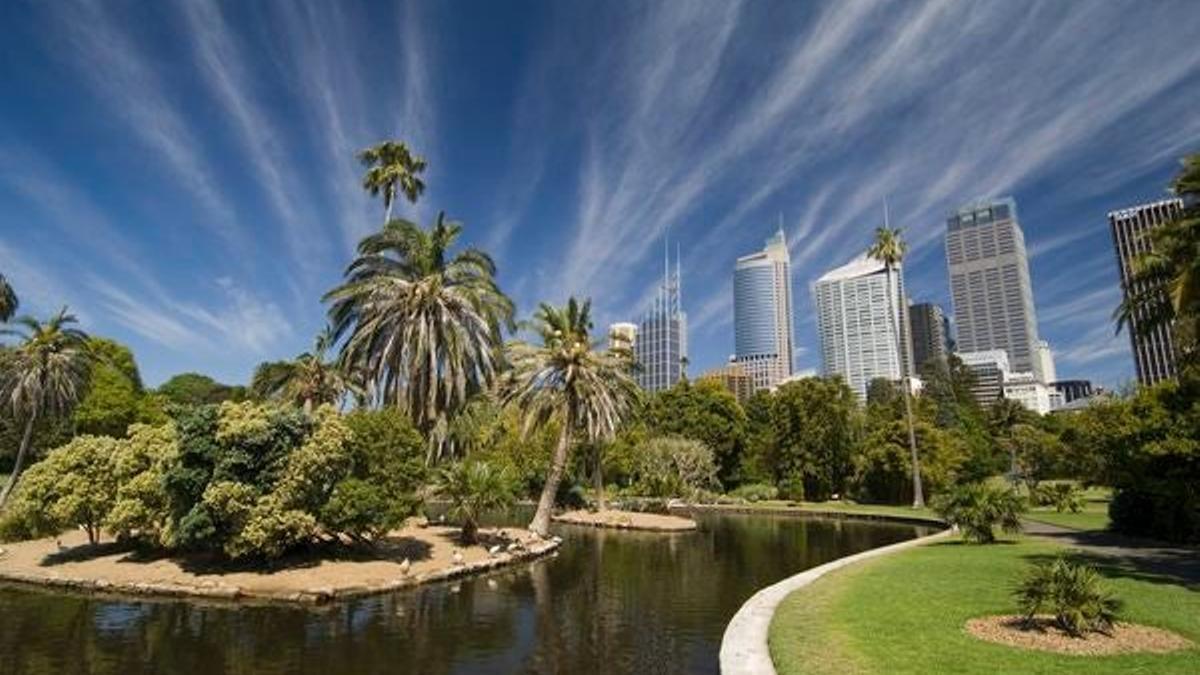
[384,194,394,225]
[303,397,313,417]
[885,267,924,508]
[530,421,572,536]
[593,446,606,512]
[0,414,36,510]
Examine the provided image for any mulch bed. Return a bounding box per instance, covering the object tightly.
[965,615,1194,656]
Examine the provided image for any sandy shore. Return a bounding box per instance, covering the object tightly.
[0,524,558,604]
[553,509,698,532]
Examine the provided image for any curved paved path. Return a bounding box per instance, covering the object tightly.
[1022,519,1199,588]
[719,528,952,675]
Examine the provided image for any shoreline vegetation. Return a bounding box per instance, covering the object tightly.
[0,523,558,605]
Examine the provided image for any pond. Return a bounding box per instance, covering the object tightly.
[0,509,934,674]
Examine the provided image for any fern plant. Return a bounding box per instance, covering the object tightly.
[932,482,1025,543]
[1014,557,1122,636]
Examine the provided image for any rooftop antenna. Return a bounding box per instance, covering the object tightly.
[676,241,682,307]
[883,196,891,230]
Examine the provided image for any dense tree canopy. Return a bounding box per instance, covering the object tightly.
[646,380,747,487]
[156,373,248,407]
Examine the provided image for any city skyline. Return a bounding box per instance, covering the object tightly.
[0,1,1197,388]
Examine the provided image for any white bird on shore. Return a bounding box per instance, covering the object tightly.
[451,549,465,566]
[488,545,502,557]
[399,558,411,574]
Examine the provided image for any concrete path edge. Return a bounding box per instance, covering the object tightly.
[719,525,953,675]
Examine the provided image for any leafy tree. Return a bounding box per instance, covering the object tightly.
[646,379,747,487]
[852,417,966,504]
[738,389,776,484]
[106,423,178,544]
[436,460,516,544]
[0,273,16,322]
[500,298,640,535]
[0,309,92,508]
[1116,153,1200,372]
[932,482,1025,544]
[358,140,427,224]
[630,436,718,500]
[72,337,151,437]
[1004,423,1066,486]
[157,373,247,407]
[867,226,924,507]
[771,377,858,501]
[325,213,514,456]
[1,435,119,544]
[250,328,351,413]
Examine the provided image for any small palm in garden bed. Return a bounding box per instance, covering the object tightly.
[1015,556,1122,637]
[435,460,516,545]
[932,482,1025,543]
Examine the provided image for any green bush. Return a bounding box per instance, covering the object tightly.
[630,436,718,500]
[932,482,1025,543]
[1030,483,1083,513]
[729,482,779,503]
[0,435,121,544]
[1014,556,1122,636]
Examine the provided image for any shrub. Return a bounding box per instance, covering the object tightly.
[1031,483,1083,513]
[729,482,779,503]
[436,460,516,544]
[0,436,120,544]
[1014,557,1122,636]
[631,436,718,500]
[932,482,1025,543]
[106,423,178,544]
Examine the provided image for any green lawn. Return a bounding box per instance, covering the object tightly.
[730,500,943,524]
[1024,486,1112,532]
[769,535,1199,674]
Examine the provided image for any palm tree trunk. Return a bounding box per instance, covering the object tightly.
[384,195,393,225]
[303,397,313,416]
[0,413,37,509]
[593,446,606,512]
[530,421,572,536]
[885,266,924,508]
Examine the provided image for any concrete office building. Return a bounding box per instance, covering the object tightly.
[957,350,1010,406]
[814,254,913,400]
[909,302,951,372]
[945,198,1047,382]
[608,322,638,351]
[697,360,754,404]
[1108,198,1184,385]
[733,229,795,391]
[1052,379,1094,404]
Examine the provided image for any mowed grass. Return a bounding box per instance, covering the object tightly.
[1025,486,1112,532]
[735,500,943,524]
[769,535,1200,675]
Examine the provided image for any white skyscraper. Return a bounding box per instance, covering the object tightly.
[945,198,1047,381]
[608,322,637,351]
[635,243,687,392]
[733,229,795,391]
[813,254,912,400]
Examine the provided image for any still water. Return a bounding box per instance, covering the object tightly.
[0,510,932,674]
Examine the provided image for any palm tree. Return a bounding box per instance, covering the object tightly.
[0,309,92,508]
[1116,153,1200,372]
[0,274,17,322]
[435,460,515,544]
[500,298,641,535]
[249,327,351,414]
[359,140,427,225]
[867,225,925,508]
[325,213,513,456]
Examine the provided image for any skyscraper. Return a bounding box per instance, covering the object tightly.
[908,302,950,372]
[635,244,687,392]
[608,322,637,351]
[813,254,912,400]
[1108,198,1183,385]
[733,229,795,391]
[945,198,1046,381]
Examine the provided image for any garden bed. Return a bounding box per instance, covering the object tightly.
[0,524,558,605]
[965,615,1192,656]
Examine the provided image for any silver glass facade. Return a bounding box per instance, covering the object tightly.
[945,198,1045,381]
[733,229,795,391]
[909,302,950,372]
[1108,198,1182,386]
[813,255,912,400]
[635,249,687,392]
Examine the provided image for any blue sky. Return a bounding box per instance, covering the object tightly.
[0,0,1197,388]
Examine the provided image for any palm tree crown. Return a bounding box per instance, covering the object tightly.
[0,273,17,322]
[0,308,92,507]
[325,213,513,451]
[358,140,427,224]
[500,297,641,534]
[1116,153,1200,371]
[250,327,351,413]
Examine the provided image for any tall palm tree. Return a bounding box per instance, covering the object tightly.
[1116,153,1200,371]
[0,308,92,508]
[325,212,513,456]
[359,140,427,225]
[249,327,351,414]
[0,274,17,322]
[867,226,925,508]
[500,298,641,535]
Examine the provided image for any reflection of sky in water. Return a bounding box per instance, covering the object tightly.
[92,602,151,634]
